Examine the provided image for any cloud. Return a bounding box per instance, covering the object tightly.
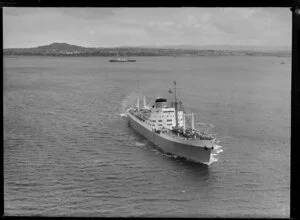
[61,8,116,20]
[3,7,291,48]
[198,8,291,46]
[4,7,116,19]
[148,21,175,29]
[3,7,43,16]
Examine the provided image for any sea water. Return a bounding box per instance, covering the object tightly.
[4,55,290,217]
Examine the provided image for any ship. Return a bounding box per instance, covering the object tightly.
[126,81,215,164]
[109,58,136,62]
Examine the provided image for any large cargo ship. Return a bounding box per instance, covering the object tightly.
[126,81,215,164]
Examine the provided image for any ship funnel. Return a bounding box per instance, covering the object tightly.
[143,96,147,108]
[136,96,139,108]
[155,97,167,108]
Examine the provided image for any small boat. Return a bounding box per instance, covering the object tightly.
[109,58,136,62]
[126,81,216,164]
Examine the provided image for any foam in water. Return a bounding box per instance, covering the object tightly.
[197,122,214,128]
[215,148,224,154]
[207,144,224,165]
[151,149,160,154]
[213,144,222,150]
[119,113,127,117]
[166,154,179,159]
[135,142,146,147]
[205,155,219,165]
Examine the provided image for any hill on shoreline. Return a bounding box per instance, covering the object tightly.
[3,42,291,57]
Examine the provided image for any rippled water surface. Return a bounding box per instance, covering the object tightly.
[4,56,290,217]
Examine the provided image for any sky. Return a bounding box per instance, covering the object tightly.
[3,7,292,49]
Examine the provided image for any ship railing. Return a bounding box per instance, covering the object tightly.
[188,128,214,140]
[168,128,213,141]
[133,112,150,123]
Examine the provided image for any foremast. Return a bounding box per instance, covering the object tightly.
[170,81,194,131]
[174,81,179,127]
[171,81,183,129]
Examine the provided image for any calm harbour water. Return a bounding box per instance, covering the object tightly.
[4,55,290,217]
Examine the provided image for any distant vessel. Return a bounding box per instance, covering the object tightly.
[126,81,215,164]
[109,58,136,62]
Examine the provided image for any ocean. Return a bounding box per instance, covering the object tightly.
[3,55,290,217]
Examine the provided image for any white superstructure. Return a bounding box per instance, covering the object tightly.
[134,97,185,130]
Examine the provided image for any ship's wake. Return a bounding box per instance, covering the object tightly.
[135,141,146,147]
[205,144,224,165]
[119,113,127,117]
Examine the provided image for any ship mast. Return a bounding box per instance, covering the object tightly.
[136,96,139,108]
[136,72,140,108]
[143,96,147,108]
[174,81,178,128]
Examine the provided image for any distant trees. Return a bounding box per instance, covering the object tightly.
[3,43,291,57]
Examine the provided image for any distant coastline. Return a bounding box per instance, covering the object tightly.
[3,43,291,57]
